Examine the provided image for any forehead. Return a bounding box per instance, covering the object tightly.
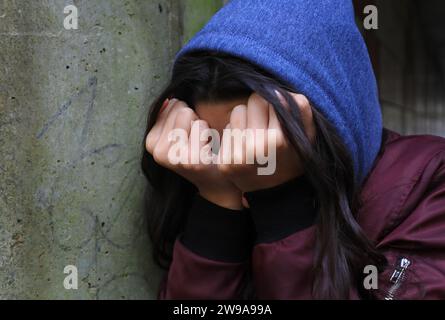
[195,98,248,111]
[194,98,248,130]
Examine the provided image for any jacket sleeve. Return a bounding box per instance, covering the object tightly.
[244,176,321,299]
[244,177,368,299]
[371,150,445,300]
[158,194,253,299]
[246,150,445,300]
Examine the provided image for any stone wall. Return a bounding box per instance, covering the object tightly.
[0,0,223,300]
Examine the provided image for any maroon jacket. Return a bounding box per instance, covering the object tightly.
[158,130,445,300]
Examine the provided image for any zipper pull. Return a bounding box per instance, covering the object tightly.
[389,258,411,284]
[384,257,412,300]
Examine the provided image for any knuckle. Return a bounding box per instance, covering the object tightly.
[177,107,195,118]
[152,147,167,165]
[278,137,288,149]
[194,119,208,129]
[172,100,190,113]
[275,133,288,149]
[152,149,162,164]
[295,94,311,109]
[145,134,154,153]
[231,105,247,121]
[248,92,267,106]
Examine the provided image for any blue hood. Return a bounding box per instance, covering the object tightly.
[174,0,383,183]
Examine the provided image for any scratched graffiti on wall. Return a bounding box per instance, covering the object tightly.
[34,76,150,298]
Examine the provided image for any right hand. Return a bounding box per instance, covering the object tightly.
[145,99,243,210]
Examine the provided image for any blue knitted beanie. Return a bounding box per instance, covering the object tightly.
[174,0,383,183]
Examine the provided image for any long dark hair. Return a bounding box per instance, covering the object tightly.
[141,51,386,299]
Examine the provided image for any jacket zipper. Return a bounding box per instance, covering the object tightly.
[384,257,411,300]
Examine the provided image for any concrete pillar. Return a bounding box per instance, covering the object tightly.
[0,0,223,299]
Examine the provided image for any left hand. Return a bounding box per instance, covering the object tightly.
[217,92,316,194]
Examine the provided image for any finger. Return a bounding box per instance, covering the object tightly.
[159,98,170,115]
[275,90,313,131]
[267,103,290,158]
[153,102,192,162]
[230,105,247,164]
[158,100,192,144]
[190,120,212,165]
[146,98,179,153]
[194,119,211,149]
[271,91,316,144]
[189,119,210,157]
[172,108,198,165]
[217,123,232,165]
[158,104,197,166]
[174,107,198,137]
[230,105,247,130]
[289,93,316,143]
[158,98,179,122]
[247,93,269,130]
[153,98,179,134]
[268,103,282,130]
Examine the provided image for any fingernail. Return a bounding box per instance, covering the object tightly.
[159,98,170,114]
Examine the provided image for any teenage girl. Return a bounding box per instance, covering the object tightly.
[141,0,445,299]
